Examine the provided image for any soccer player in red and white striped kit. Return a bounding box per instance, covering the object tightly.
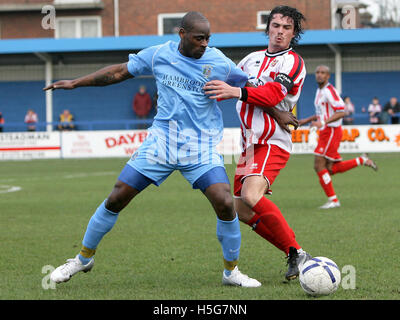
[298,65,377,209]
[204,5,311,280]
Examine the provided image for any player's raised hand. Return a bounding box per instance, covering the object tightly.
[43,80,75,91]
[203,80,241,100]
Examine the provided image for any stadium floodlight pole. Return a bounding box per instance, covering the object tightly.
[327,44,343,94]
[35,52,53,132]
[114,0,119,37]
[330,0,337,29]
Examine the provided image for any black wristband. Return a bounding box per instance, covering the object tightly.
[240,88,248,102]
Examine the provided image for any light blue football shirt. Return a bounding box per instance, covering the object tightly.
[127,41,248,155]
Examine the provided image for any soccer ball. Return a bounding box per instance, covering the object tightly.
[299,257,341,296]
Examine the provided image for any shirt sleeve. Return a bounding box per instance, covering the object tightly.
[276,52,306,95]
[212,48,248,87]
[127,45,162,77]
[240,52,306,108]
[225,58,248,88]
[325,85,345,111]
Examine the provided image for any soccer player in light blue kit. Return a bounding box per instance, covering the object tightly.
[46,12,261,287]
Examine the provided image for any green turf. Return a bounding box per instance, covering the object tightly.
[0,153,399,300]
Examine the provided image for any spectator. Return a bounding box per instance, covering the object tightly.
[133,85,152,129]
[24,109,38,131]
[0,112,4,132]
[343,96,355,125]
[382,97,400,124]
[58,109,75,131]
[366,97,382,124]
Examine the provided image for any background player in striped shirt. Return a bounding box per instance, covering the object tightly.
[299,65,378,209]
[204,5,312,281]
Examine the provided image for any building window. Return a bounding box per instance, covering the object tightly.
[55,16,102,38]
[257,10,271,30]
[158,13,186,36]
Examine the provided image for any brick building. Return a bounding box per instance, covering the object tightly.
[0,0,361,39]
[1,0,399,131]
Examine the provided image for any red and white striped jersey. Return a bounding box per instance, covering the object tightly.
[314,83,345,127]
[236,47,306,153]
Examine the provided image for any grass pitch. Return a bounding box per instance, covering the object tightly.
[0,153,399,300]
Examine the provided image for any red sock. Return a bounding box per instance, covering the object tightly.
[331,157,363,175]
[248,197,300,255]
[317,169,338,202]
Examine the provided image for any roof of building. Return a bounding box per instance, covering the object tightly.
[1,28,400,54]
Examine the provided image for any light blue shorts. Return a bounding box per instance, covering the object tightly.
[124,133,229,190]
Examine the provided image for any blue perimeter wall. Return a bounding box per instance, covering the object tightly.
[0,71,399,131]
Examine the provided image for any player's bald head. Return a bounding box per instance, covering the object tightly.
[315,65,330,86]
[178,12,210,59]
[316,65,330,74]
[180,11,209,31]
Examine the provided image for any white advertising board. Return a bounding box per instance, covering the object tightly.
[291,125,400,154]
[218,125,400,155]
[0,131,61,160]
[1,125,399,161]
[61,130,149,158]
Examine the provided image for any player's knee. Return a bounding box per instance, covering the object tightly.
[214,192,234,220]
[314,162,324,172]
[314,157,326,172]
[106,181,138,213]
[240,188,262,208]
[105,196,123,213]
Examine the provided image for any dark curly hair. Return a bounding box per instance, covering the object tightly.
[265,5,306,47]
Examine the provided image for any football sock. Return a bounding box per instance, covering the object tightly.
[216,214,241,276]
[78,199,119,265]
[249,197,300,255]
[79,246,96,265]
[317,169,338,202]
[331,157,363,175]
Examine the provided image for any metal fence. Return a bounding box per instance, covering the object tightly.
[1,113,399,133]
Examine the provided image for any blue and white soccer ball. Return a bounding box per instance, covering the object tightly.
[299,257,341,296]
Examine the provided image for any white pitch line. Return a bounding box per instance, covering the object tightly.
[0,171,117,183]
[63,171,117,179]
[0,171,118,194]
[0,185,22,194]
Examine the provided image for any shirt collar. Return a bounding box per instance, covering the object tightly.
[265,47,292,57]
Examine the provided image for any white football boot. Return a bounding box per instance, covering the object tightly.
[361,153,378,171]
[319,200,341,209]
[222,266,261,287]
[50,255,94,283]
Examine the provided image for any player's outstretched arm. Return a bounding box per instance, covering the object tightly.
[298,115,318,126]
[204,80,298,133]
[204,79,289,108]
[43,63,133,91]
[203,80,241,100]
[311,111,345,128]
